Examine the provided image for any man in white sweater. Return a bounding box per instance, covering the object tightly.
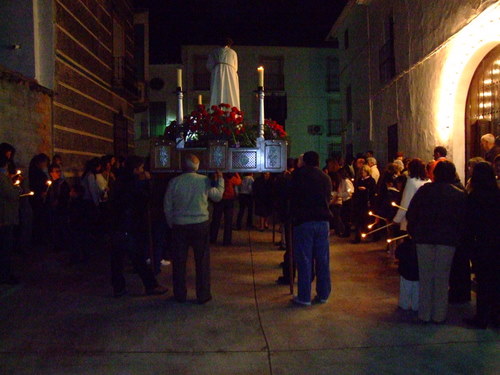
[164,154,224,304]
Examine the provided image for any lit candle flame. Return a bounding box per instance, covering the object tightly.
[361,233,367,238]
[19,191,35,197]
[16,169,22,175]
[14,179,21,186]
[46,180,52,186]
[386,234,409,243]
[391,202,407,211]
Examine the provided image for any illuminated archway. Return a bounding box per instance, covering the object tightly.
[436,2,500,180]
[465,45,500,166]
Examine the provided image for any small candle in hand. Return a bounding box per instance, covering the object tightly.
[257,66,264,88]
[177,68,182,89]
[198,94,202,105]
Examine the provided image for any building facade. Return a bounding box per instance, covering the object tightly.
[135,45,342,163]
[328,0,500,179]
[1,0,139,173]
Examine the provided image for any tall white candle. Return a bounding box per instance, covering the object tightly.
[198,94,202,105]
[257,66,264,88]
[177,68,182,89]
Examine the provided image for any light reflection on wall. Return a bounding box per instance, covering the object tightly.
[436,2,500,179]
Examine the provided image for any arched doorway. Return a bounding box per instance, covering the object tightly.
[465,45,500,173]
[436,2,500,182]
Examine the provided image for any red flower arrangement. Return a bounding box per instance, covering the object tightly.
[185,103,245,144]
[181,103,287,147]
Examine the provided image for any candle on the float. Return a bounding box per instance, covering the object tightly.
[198,94,202,105]
[176,68,182,89]
[257,66,264,88]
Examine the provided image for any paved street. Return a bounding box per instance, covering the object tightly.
[1,229,498,374]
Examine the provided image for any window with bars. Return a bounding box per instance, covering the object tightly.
[346,85,352,122]
[259,56,285,91]
[326,57,340,92]
[327,119,342,136]
[344,29,349,50]
[193,55,210,90]
[379,15,396,84]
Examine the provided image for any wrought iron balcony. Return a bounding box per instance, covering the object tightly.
[113,56,139,100]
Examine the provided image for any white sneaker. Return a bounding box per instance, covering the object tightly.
[292,296,311,306]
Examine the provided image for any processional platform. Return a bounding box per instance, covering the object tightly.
[150,138,288,173]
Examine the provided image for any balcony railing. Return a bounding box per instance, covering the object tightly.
[327,119,342,136]
[265,74,285,91]
[113,56,139,98]
[326,75,340,92]
[379,39,396,84]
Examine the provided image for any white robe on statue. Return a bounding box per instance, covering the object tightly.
[206,46,240,109]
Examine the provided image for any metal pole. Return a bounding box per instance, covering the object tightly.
[258,86,265,140]
[286,222,294,295]
[176,87,184,125]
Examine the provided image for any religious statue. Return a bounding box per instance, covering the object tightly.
[206,37,240,110]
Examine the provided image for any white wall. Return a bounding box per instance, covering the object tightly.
[331,0,500,178]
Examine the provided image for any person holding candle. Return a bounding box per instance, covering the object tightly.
[46,164,70,253]
[206,37,240,109]
[0,154,20,285]
[28,153,50,247]
[110,156,167,297]
[407,161,466,324]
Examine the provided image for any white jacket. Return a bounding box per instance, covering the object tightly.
[393,177,430,230]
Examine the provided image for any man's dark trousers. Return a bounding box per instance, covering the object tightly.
[210,199,234,245]
[110,231,158,294]
[172,221,211,302]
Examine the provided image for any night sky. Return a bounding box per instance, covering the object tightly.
[133,0,348,63]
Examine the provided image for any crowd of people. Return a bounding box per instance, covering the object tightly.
[1,133,499,328]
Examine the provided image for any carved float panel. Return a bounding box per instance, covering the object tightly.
[150,138,287,173]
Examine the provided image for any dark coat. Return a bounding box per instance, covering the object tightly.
[395,239,419,281]
[46,179,70,213]
[466,188,500,249]
[111,173,149,233]
[289,166,333,226]
[253,176,274,217]
[407,182,466,247]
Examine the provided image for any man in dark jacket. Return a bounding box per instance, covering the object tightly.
[289,151,333,306]
[407,161,466,323]
[110,156,167,297]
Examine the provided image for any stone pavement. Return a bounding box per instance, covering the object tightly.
[0,229,498,374]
